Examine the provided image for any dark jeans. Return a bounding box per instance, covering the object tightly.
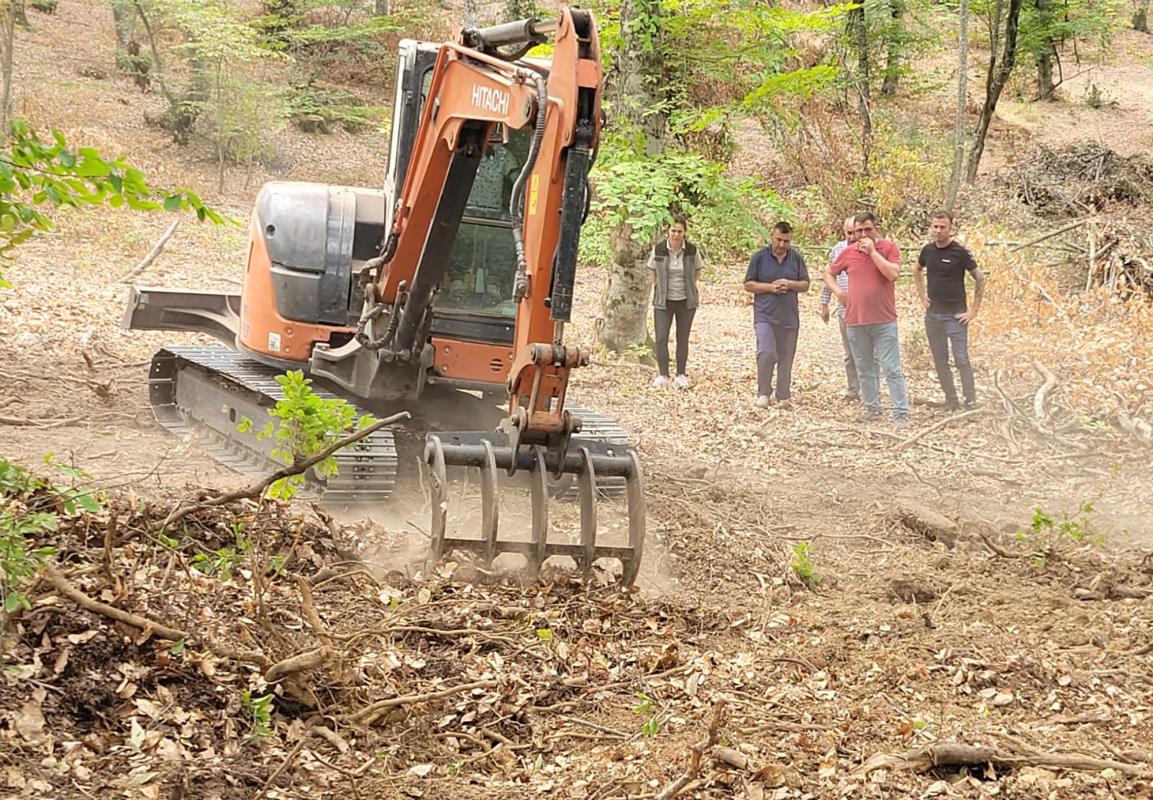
[654,299,696,377]
[837,316,860,397]
[846,321,909,419]
[754,322,799,400]
[925,311,975,404]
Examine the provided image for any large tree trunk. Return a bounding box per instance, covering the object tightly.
[966,0,1023,183]
[110,0,136,50]
[597,0,666,353]
[1034,0,1056,99]
[846,3,872,173]
[596,224,651,351]
[881,0,904,97]
[945,0,969,211]
[1135,2,1150,33]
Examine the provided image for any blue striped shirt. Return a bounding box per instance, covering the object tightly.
[820,240,851,320]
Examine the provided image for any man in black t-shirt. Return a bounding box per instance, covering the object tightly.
[914,210,987,410]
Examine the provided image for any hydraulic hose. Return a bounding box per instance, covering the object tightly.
[510,69,548,301]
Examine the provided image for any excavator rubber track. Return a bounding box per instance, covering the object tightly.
[146,346,398,505]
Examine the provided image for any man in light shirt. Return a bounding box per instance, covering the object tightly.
[819,216,859,401]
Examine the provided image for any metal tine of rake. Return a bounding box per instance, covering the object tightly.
[479,439,499,567]
[577,447,597,579]
[427,436,448,561]
[528,445,549,578]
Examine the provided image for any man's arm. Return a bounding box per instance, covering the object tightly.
[650,268,657,288]
[822,269,843,301]
[782,254,810,293]
[913,256,930,310]
[744,252,783,295]
[957,267,987,324]
[859,238,900,281]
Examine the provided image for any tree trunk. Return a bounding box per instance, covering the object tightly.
[945,0,969,211]
[881,0,904,97]
[1,0,16,135]
[597,223,651,352]
[110,0,136,50]
[597,0,666,353]
[1034,0,1056,100]
[847,3,872,173]
[1135,2,1150,33]
[966,0,1023,183]
[374,0,390,14]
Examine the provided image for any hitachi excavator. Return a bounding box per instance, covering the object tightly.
[123,10,644,584]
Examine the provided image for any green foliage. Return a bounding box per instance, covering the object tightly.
[285,83,387,134]
[0,122,223,284]
[1015,502,1104,566]
[632,691,662,735]
[0,458,100,617]
[585,139,792,264]
[1016,0,1124,77]
[242,690,275,740]
[790,542,821,588]
[239,371,373,500]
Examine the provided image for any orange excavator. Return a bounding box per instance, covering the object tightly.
[123,9,644,584]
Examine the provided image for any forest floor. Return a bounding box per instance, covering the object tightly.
[2,3,1153,800]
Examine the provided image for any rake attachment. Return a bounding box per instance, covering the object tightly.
[424,431,645,586]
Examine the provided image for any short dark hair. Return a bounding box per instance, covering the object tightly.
[853,212,876,226]
[671,213,688,229]
[773,221,793,235]
[930,209,954,223]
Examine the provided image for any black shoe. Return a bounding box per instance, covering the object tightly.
[964,400,980,411]
[856,409,882,422]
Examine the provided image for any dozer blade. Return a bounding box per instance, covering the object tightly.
[425,431,645,586]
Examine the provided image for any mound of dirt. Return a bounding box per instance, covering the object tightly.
[1005,143,1153,218]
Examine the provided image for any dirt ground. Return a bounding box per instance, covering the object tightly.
[2,3,1153,800]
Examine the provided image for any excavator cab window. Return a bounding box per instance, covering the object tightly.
[436,124,531,319]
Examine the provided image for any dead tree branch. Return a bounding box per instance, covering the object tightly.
[895,407,989,451]
[42,563,189,641]
[655,700,727,800]
[344,679,500,726]
[118,220,179,283]
[854,741,1150,778]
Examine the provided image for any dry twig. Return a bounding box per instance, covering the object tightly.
[654,700,726,800]
[854,741,1150,778]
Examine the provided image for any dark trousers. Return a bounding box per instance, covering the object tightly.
[925,311,975,404]
[654,299,696,377]
[837,316,860,397]
[754,322,799,400]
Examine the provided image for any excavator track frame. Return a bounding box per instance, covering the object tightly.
[147,346,399,505]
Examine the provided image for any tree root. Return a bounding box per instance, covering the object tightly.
[42,563,188,642]
[264,646,332,684]
[343,679,500,726]
[854,741,1151,778]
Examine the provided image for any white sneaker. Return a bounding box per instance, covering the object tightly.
[755,395,771,408]
[674,374,690,389]
[651,375,672,388]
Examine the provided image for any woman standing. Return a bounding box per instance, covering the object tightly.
[649,214,703,388]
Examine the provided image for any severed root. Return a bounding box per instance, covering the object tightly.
[654,700,727,800]
[264,646,332,684]
[854,741,1151,779]
[343,679,500,726]
[42,563,188,642]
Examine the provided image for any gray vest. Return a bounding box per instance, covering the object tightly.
[651,240,702,310]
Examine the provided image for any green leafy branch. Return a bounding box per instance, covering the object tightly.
[0,121,225,285]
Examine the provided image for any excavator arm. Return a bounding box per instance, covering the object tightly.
[368,10,642,583]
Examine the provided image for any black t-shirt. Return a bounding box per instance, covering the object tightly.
[917,241,978,314]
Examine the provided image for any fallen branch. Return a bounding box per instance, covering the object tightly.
[1033,361,1059,425]
[264,646,332,684]
[343,678,499,726]
[654,700,726,800]
[118,220,179,284]
[854,741,1150,778]
[42,563,188,642]
[977,531,1022,559]
[161,411,410,529]
[1004,219,1086,253]
[894,407,988,451]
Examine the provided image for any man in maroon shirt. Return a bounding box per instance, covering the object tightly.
[824,212,910,427]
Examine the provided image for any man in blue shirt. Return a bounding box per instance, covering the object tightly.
[744,222,811,408]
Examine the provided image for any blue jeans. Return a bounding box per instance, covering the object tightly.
[924,311,975,405]
[846,321,909,419]
[754,322,799,400]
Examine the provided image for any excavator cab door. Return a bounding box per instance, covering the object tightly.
[383,40,439,232]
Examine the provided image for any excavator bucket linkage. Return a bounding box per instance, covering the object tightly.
[425,432,645,586]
